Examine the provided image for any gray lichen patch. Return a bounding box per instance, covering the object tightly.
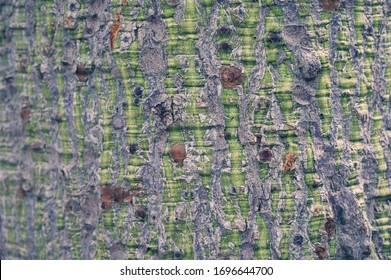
[140,47,167,75]
[144,90,173,130]
[138,18,168,76]
[291,83,315,105]
[164,0,181,7]
[296,48,321,81]
[283,25,307,47]
[113,115,125,130]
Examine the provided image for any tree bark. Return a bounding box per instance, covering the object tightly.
[0,0,390,260]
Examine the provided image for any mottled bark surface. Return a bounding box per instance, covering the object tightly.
[0,0,390,260]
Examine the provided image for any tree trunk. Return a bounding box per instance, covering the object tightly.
[0,0,390,260]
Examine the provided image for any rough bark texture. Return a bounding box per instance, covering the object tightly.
[0,0,390,260]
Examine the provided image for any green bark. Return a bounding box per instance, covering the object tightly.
[0,0,390,260]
